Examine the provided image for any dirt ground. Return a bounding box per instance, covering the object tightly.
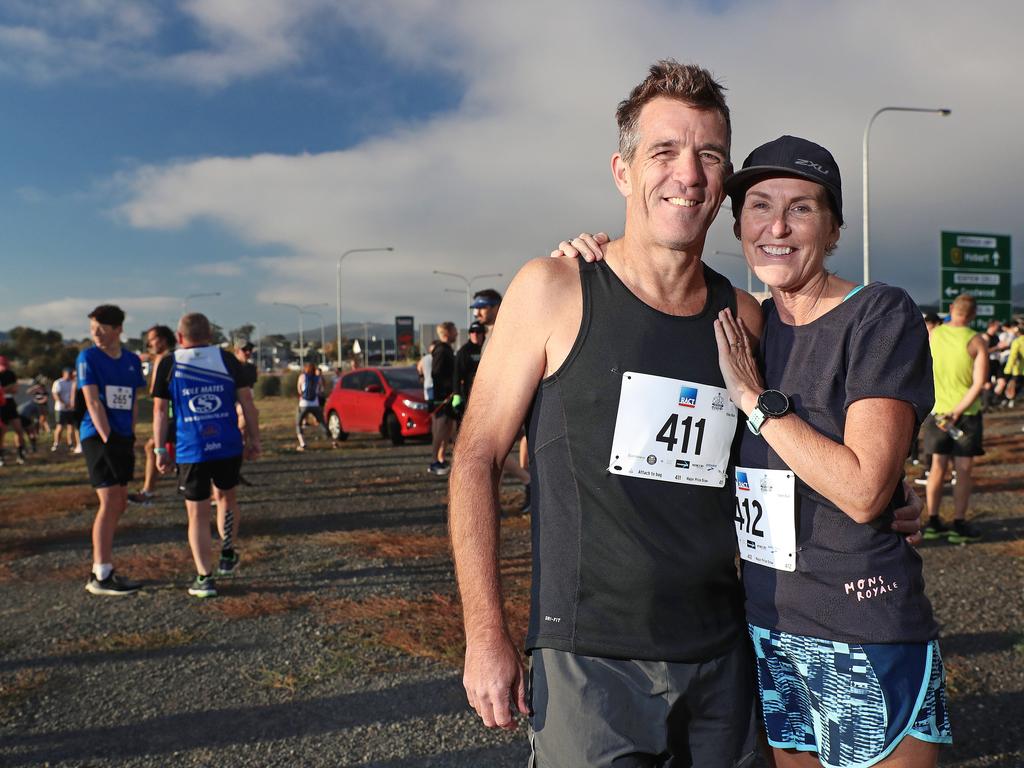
[0,397,1020,767]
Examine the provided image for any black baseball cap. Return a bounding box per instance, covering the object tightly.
[468,321,486,334]
[724,135,843,225]
[239,342,255,352]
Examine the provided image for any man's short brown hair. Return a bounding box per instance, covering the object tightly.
[951,294,977,320]
[178,313,212,344]
[616,59,731,164]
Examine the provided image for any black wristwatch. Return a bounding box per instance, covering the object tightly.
[746,389,791,435]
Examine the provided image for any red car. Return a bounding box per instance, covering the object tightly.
[325,366,431,445]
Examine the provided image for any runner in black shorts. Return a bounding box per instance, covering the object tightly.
[128,325,176,506]
[153,313,260,598]
[0,355,27,466]
[76,305,147,596]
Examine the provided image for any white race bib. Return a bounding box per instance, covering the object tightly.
[734,467,796,571]
[608,372,737,487]
[105,385,133,411]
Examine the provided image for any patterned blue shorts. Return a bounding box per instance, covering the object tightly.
[749,624,952,768]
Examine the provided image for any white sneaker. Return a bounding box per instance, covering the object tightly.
[73,445,83,454]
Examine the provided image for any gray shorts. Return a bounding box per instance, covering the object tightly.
[528,640,761,768]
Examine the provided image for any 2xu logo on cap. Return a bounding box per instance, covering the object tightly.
[678,386,698,408]
[795,158,829,175]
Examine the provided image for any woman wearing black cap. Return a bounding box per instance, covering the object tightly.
[553,136,950,767]
[712,136,949,767]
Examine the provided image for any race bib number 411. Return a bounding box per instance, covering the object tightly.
[608,372,737,487]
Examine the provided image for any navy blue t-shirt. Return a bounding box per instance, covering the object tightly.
[739,283,937,643]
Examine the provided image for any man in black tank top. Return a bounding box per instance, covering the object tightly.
[449,61,765,766]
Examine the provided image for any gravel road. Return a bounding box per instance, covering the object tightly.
[0,405,1020,767]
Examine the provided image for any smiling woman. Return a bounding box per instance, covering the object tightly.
[715,135,950,768]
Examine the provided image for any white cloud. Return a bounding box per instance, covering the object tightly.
[109,0,1024,325]
[187,260,245,277]
[0,0,329,86]
[15,296,181,337]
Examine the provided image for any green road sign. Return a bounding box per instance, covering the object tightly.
[940,231,1012,330]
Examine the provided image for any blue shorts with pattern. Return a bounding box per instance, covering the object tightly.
[749,624,952,768]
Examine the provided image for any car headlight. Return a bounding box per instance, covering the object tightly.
[402,398,428,411]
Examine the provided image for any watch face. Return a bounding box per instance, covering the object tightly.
[759,389,789,417]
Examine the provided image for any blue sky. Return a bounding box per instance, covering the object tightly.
[1,0,1021,340]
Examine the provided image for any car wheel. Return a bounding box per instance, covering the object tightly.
[327,411,348,441]
[385,413,404,446]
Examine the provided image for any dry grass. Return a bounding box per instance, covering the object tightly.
[205,590,313,619]
[316,546,531,668]
[0,668,50,716]
[315,530,451,560]
[55,627,198,656]
[990,539,1024,558]
[0,486,94,526]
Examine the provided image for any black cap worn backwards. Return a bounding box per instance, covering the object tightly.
[724,135,843,225]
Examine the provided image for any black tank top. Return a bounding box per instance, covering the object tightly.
[525,259,745,662]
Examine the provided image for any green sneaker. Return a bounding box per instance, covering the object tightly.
[948,519,982,544]
[217,550,240,577]
[188,574,217,598]
[922,516,951,541]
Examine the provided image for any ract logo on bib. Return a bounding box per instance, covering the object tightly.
[188,393,222,414]
[678,386,698,408]
[736,471,750,491]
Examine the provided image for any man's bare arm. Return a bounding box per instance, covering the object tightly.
[237,388,261,459]
[449,257,581,729]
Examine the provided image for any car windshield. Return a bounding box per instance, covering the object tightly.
[381,367,421,391]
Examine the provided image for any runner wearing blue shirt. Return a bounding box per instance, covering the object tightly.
[153,313,261,598]
[77,305,146,596]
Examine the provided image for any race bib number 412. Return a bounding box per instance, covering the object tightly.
[734,467,796,572]
[608,372,737,487]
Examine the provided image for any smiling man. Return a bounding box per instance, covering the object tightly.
[449,61,764,766]
[152,313,260,598]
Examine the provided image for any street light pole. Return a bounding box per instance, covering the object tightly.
[862,106,951,285]
[301,306,328,367]
[181,291,222,313]
[433,270,503,329]
[274,301,326,370]
[337,247,393,369]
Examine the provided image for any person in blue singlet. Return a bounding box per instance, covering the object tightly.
[711,136,950,767]
[295,361,329,451]
[152,313,261,598]
[77,304,147,596]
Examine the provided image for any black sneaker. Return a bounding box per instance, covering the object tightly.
[85,571,142,596]
[428,461,451,477]
[217,550,240,576]
[922,516,951,540]
[127,491,156,506]
[188,574,217,598]
[949,519,982,544]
